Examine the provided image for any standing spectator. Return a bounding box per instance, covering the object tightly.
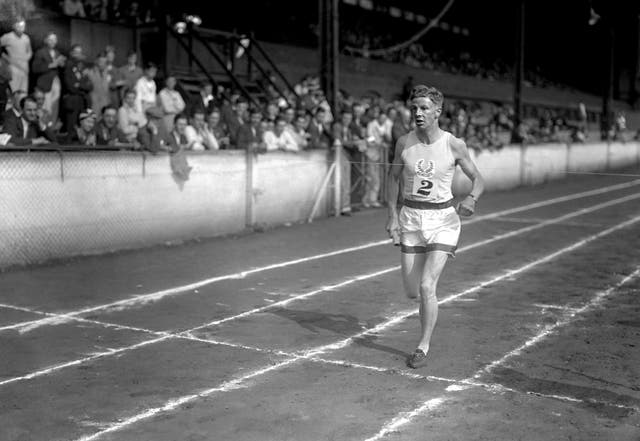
[117,88,146,143]
[96,105,122,146]
[332,110,365,216]
[2,96,55,145]
[87,52,112,115]
[158,75,185,132]
[68,109,97,146]
[236,108,264,151]
[134,62,157,113]
[61,44,92,134]
[104,45,119,107]
[0,59,14,127]
[391,107,412,148]
[226,97,248,146]
[115,51,142,102]
[263,118,298,152]
[189,82,216,117]
[0,17,32,94]
[363,111,390,208]
[63,0,86,17]
[31,32,65,126]
[185,109,218,150]
[290,114,310,150]
[207,109,230,149]
[307,107,331,149]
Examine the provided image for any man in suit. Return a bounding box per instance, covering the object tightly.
[2,89,26,131]
[62,44,92,134]
[226,97,248,147]
[307,107,331,149]
[2,96,55,145]
[31,32,66,126]
[189,82,216,117]
[235,108,264,151]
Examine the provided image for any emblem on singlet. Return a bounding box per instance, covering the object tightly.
[415,159,435,178]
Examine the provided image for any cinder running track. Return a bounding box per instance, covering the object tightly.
[1,169,639,441]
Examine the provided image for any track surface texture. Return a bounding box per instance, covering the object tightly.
[1,168,640,441]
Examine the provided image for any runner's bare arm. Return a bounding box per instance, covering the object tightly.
[450,136,484,217]
[386,135,406,242]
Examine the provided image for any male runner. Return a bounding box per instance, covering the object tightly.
[386,85,484,369]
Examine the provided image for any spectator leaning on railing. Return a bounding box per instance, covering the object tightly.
[69,108,97,146]
[236,108,264,151]
[185,109,219,150]
[263,117,298,152]
[117,87,146,144]
[207,109,230,149]
[2,96,56,146]
[308,107,331,150]
[96,105,124,146]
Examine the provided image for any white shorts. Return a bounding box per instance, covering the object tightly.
[399,205,461,255]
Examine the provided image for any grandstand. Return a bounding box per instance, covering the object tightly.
[1,1,640,441]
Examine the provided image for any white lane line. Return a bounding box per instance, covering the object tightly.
[0,193,640,386]
[364,266,640,441]
[14,189,640,340]
[494,217,605,228]
[72,214,640,441]
[2,194,639,387]
[4,179,639,334]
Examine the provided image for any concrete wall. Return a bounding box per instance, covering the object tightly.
[1,142,638,268]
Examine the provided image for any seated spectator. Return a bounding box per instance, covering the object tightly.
[63,0,86,17]
[134,62,158,113]
[2,89,27,130]
[115,51,143,102]
[265,102,279,124]
[118,88,147,143]
[236,108,264,151]
[2,96,56,145]
[87,51,112,115]
[207,109,230,149]
[189,82,216,117]
[96,105,123,146]
[158,75,185,132]
[185,109,219,150]
[290,114,310,150]
[282,106,296,132]
[138,106,171,153]
[69,109,97,146]
[62,44,92,134]
[307,107,331,149]
[33,88,57,131]
[263,117,298,152]
[165,113,191,152]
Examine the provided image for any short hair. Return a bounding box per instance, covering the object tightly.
[200,81,213,89]
[314,107,326,115]
[249,107,263,116]
[123,87,136,97]
[174,113,189,123]
[102,104,117,114]
[144,61,157,70]
[409,85,444,110]
[341,110,353,117]
[275,117,286,125]
[191,108,206,118]
[20,96,36,109]
[70,44,82,52]
[96,51,108,60]
[127,50,137,58]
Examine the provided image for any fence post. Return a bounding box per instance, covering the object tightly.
[333,143,342,217]
[245,147,255,228]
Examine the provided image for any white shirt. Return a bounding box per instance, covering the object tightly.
[0,31,32,72]
[134,76,157,113]
[185,124,219,150]
[263,129,299,152]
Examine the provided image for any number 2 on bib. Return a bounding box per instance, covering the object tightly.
[413,179,433,197]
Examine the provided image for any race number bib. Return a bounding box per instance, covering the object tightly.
[412,178,437,199]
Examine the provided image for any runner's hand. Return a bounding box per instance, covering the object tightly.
[457,196,475,217]
[385,217,401,246]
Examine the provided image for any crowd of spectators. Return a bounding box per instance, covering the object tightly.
[57,0,157,25]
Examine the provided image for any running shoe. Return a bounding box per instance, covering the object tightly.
[406,349,428,369]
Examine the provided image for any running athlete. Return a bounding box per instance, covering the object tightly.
[386,85,484,369]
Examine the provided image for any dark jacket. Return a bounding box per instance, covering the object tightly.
[235,123,262,150]
[307,119,331,149]
[32,47,61,93]
[3,115,56,145]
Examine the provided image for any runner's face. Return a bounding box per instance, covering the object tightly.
[410,97,440,129]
